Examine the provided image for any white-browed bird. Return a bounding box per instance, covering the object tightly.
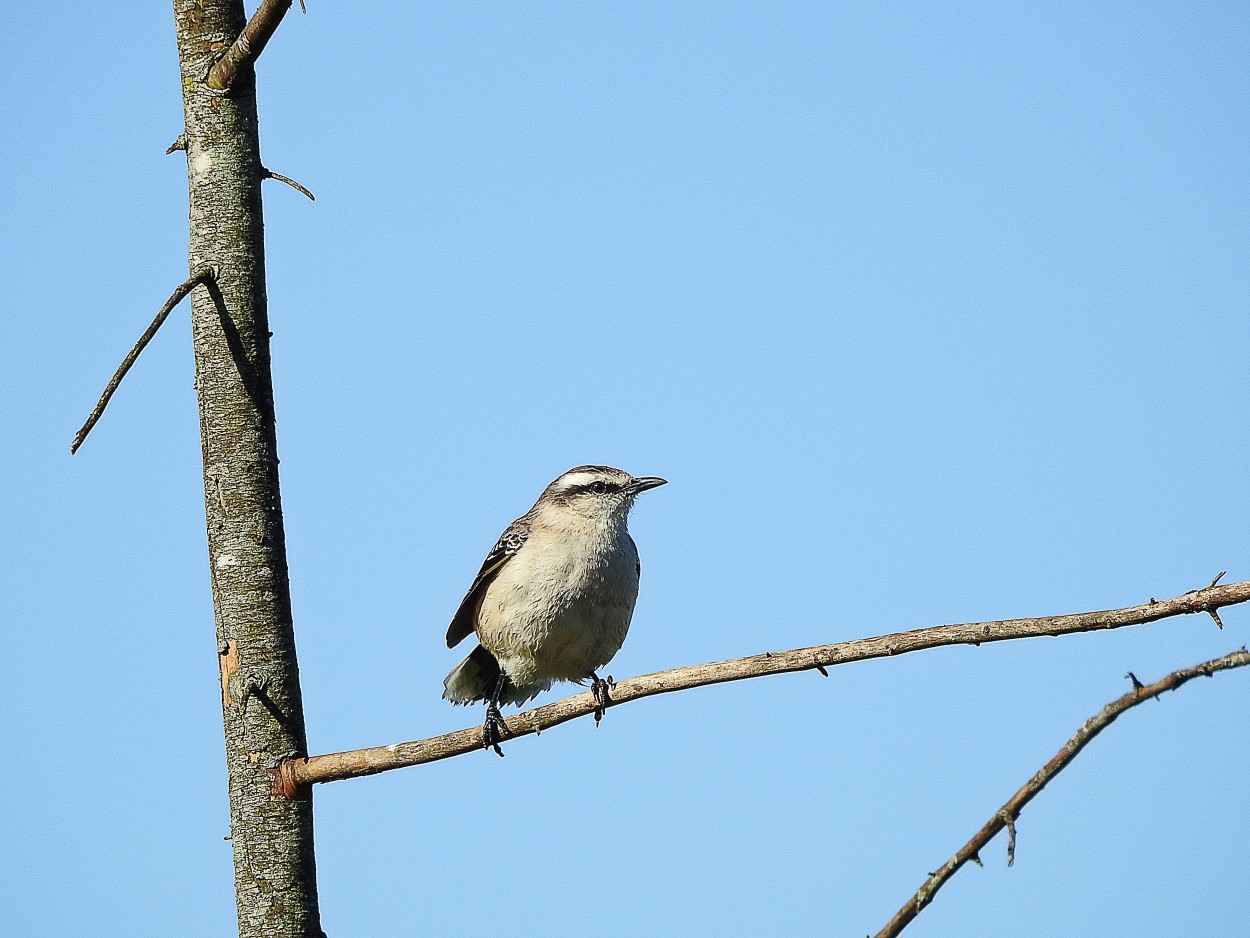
[443,465,666,754]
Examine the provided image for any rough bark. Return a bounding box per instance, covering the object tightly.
[171,2,321,935]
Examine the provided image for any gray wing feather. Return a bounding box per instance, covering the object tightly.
[445,520,529,648]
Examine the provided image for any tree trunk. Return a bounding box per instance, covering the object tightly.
[171,2,322,934]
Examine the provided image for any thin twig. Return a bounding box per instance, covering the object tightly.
[270,579,1250,795]
[873,647,1250,938]
[71,268,215,454]
[207,0,295,92]
[261,167,315,201]
[166,133,187,154]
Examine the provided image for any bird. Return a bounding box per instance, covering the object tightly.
[442,465,666,755]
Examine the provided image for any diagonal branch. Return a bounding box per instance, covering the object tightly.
[71,268,215,454]
[873,646,1250,938]
[207,0,295,92]
[270,578,1250,795]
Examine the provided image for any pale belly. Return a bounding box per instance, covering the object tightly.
[476,538,639,691]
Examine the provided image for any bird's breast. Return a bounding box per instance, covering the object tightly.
[477,523,639,681]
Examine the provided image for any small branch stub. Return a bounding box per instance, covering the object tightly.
[261,167,315,201]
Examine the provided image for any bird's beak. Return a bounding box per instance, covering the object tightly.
[628,476,668,494]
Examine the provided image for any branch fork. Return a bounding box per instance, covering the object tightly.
[207,0,297,92]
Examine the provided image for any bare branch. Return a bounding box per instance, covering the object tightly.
[273,579,1250,793]
[873,647,1250,938]
[166,133,187,154]
[71,268,215,454]
[207,0,295,92]
[262,167,315,201]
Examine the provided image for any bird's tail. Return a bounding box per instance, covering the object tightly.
[442,644,502,704]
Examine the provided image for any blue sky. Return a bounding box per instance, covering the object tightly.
[4,3,1247,936]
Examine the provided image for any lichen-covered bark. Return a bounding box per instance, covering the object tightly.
[171,2,321,935]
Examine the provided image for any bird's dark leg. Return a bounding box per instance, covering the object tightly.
[483,673,508,757]
[588,671,614,727]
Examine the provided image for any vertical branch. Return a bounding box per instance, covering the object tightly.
[171,2,321,936]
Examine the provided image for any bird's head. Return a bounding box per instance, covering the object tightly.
[536,465,667,523]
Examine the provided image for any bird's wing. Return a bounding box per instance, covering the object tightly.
[631,533,640,578]
[445,520,530,648]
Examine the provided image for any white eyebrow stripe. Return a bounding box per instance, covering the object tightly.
[550,472,598,493]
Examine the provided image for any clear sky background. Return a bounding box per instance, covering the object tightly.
[3,4,1247,936]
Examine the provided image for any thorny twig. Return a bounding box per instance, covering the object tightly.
[872,647,1250,938]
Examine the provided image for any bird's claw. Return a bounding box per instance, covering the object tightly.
[482,703,507,757]
[590,673,614,727]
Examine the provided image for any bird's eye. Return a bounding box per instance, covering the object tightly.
[590,480,608,494]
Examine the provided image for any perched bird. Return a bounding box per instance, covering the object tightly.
[443,465,666,754]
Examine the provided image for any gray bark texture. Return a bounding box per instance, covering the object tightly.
[171,2,322,935]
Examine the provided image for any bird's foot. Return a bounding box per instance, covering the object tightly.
[482,703,508,757]
[590,673,614,727]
